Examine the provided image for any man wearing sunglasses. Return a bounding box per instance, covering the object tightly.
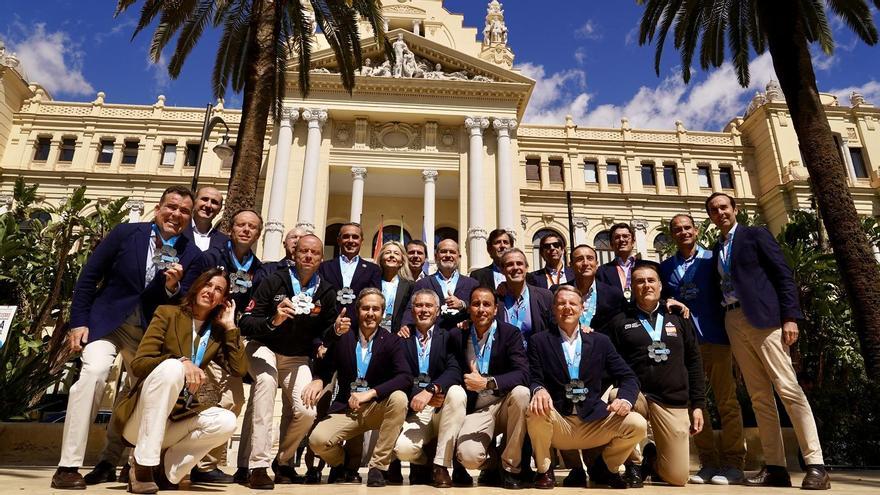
[596,223,658,302]
[526,233,574,290]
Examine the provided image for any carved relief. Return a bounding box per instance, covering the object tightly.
[370,122,423,151]
[439,127,457,150]
[335,124,352,145]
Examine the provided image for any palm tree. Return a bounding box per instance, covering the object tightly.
[635,0,880,375]
[114,0,389,228]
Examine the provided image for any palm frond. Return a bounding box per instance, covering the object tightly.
[699,0,729,70]
[168,0,219,78]
[674,0,706,82]
[799,0,835,54]
[728,0,752,85]
[826,0,879,44]
[148,0,199,63]
[212,1,250,99]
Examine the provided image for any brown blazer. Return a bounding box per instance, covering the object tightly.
[113,304,248,429]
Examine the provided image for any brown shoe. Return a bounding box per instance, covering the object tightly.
[119,462,131,484]
[249,467,275,490]
[432,465,453,488]
[127,461,159,494]
[533,470,555,490]
[51,467,86,490]
[745,466,792,487]
[801,466,831,490]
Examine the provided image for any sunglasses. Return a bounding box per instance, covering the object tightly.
[541,242,563,250]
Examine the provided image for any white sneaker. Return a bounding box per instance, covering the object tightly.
[688,466,716,484]
[711,467,746,485]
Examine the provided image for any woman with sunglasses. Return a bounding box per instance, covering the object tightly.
[114,267,248,493]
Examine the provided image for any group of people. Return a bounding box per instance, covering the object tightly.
[49,184,831,492]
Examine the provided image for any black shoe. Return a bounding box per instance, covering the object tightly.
[343,468,362,484]
[304,467,322,484]
[588,456,610,487]
[623,461,643,488]
[233,468,249,485]
[386,459,404,485]
[190,467,234,484]
[118,463,130,484]
[83,461,117,485]
[272,459,304,484]
[366,467,386,487]
[801,465,831,490]
[745,466,792,487]
[248,467,275,490]
[452,463,473,487]
[641,442,658,483]
[327,465,345,484]
[478,468,501,487]
[409,463,432,485]
[605,471,629,489]
[520,467,536,488]
[501,470,522,490]
[51,467,86,490]
[154,464,179,491]
[562,467,587,488]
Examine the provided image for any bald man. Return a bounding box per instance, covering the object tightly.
[260,227,308,275]
[182,186,230,251]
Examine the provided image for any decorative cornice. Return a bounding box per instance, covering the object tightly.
[632,219,648,232]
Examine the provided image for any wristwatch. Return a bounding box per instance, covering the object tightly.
[486,377,498,390]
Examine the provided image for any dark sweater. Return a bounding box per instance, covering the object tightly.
[603,301,705,409]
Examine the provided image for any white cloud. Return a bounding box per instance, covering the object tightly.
[5,23,94,97]
[574,20,602,40]
[624,21,641,46]
[829,81,880,107]
[574,47,587,65]
[519,53,778,131]
[146,52,170,92]
[94,17,137,45]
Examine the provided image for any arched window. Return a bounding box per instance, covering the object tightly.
[532,228,565,269]
[371,225,413,254]
[324,223,344,259]
[434,227,459,245]
[593,230,613,265]
[653,233,672,261]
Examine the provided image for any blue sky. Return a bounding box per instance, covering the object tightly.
[2,1,879,131]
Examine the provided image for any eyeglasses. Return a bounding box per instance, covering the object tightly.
[541,242,563,250]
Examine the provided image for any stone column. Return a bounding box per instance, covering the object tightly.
[296,108,328,232]
[633,219,649,259]
[412,19,422,36]
[350,167,367,223]
[423,169,438,267]
[263,107,299,260]
[493,117,518,238]
[465,116,490,269]
[125,199,145,223]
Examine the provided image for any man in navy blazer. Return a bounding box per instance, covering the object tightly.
[470,228,514,290]
[180,186,229,252]
[306,288,411,488]
[53,186,204,490]
[526,232,574,290]
[596,223,659,302]
[706,193,829,490]
[402,239,479,331]
[526,285,646,490]
[497,248,554,342]
[564,244,627,332]
[455,287,531,490]
[317,223,382,315]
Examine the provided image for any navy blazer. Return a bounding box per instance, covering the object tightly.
[69,222,204,343]
[496,284,554,340]
[470,263,500,290]
[712,225,803,328]
[562,280,627,330]
[460,322,530,413]
[529,328,639,423]
[181,223,229,252]
[203,244,264,315]
[402,326,462,399]
[596,258,661,300]
[317,256,382,312]
[256,258,293,280]
[402,272,480,329]
[526,266,575,290]
[319,328,412,414]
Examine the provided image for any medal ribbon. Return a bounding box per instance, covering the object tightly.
[191,321,211,367]
[415,331,431,374]
[435,270,460,298]
[719,229,736,277]
[470,322,497,375]
[579,282,598,327]
[382,277,398,318]
[227,241,255,273]
[617,256,634,290]
[151,223,180,250]
[504,293,527,331]
[355,333,374,379]
[560,334,582,381]
[638,311,665,342]
[546,266,563,287]
[289,268,319,298]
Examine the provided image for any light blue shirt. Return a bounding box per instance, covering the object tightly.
[717,223,740,306]
[504,286,533,340]
[340,254,360,287]
[492,264,505,289]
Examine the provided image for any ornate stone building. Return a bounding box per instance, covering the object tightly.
[1,0,879,270]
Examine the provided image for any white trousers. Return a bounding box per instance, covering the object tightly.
[59,324,142,468]
[394,385,467,468]
[122,359,237,484]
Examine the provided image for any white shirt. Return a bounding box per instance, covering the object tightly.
[358,330,376,361]
[190,220,215,252]
[340,255,360,287]
[415,326,434,368]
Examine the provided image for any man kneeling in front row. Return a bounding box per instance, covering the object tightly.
[527,285,647,489]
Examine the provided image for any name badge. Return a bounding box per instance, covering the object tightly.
[623,287,632,300]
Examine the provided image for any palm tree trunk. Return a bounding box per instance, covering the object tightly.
[759,0,880,376]
[220,0,279,231]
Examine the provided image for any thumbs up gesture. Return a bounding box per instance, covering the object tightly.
[444,289,462,310]
[334,307,351,336]
[464,358,488,392]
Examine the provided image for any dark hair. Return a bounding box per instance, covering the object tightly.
[609,223,634,238]
[668,214,696,230]
[631,261,661,278]
[231,209,264,230]
[487,229,515,249]
[469,286,500,305]
[159,185,195,205]
[540,232,566,249]
[338,222,363,238]
[570,244,597,261]
[180,267,229,318]
[704,192,737,214]
[356,287,385,309]
[406,239,427,253]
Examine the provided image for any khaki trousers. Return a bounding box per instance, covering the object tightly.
[394,385,467,467]
[693,343,746,469]
[725,308,823,466]
[528,405,646,475]
[96,360,133,466]
[59,323,143,468]
[122,360,237,484]
[456,386,530,474]
[244,341,316,469]
[195,360,245,471]
[309,391,408,470]
[626,394,691,487]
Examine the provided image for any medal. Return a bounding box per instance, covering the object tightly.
[291,293,315,315]
[647,341,671,362]
[436,271,460,316]
[381,277,398,330]
[623,287,632,300]
[229,270,253,294]
[151,224,181,270]
[350,377,370,393]
[414,373,432,389]
[579,283,598,328]
[719,230,736,295]
[440,304,459,316]
[353,332,374,395]
[337,287,356,305]
[471,323,497,397]
[565,379,588,403]
[379,314,392,330]
[290,268,319,314]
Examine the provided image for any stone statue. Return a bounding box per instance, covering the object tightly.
[765,79,781,102]
[851,91,866,107]
[372,60,392,78]
[360,58,374,77]
[392,34,407,78]
[402,51,422,78]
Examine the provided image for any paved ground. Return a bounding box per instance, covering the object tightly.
[0,467,877,494]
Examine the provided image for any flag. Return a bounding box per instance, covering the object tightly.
[400,216,405,243]
[373,214,384,260]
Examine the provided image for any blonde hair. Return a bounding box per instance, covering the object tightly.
[378,241,414,281]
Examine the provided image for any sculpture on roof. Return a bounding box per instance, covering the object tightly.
[483,1,509,46]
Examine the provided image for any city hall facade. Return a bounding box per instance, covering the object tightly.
[1,0,879,270]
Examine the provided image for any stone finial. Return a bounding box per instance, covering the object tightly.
[851,91,867,107]
[620,117,631,130]
[92,91,106,105]
[154,94,166,108]
[214,98,225,112]
[765,79,781,102]
[565,115,575,128]
[675,120,686,133]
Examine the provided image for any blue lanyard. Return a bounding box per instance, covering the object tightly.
[435,270,460,296]
[227,241,254,272]
[470,322,496,374]
[151,224,180,249]
[720,229,736,276]
[560,334,582,380]
[638,311,665,342]
[289,268,319,297]
[382,277,398,317]
[191,321,210,367]
[504,293,527,330]
[415,330,431,374]
[579,282,598,327]
[355,333,374,378]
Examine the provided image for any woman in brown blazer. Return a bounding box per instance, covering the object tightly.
[114,267,248,493]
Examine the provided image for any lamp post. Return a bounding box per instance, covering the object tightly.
[191,104,234,192]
